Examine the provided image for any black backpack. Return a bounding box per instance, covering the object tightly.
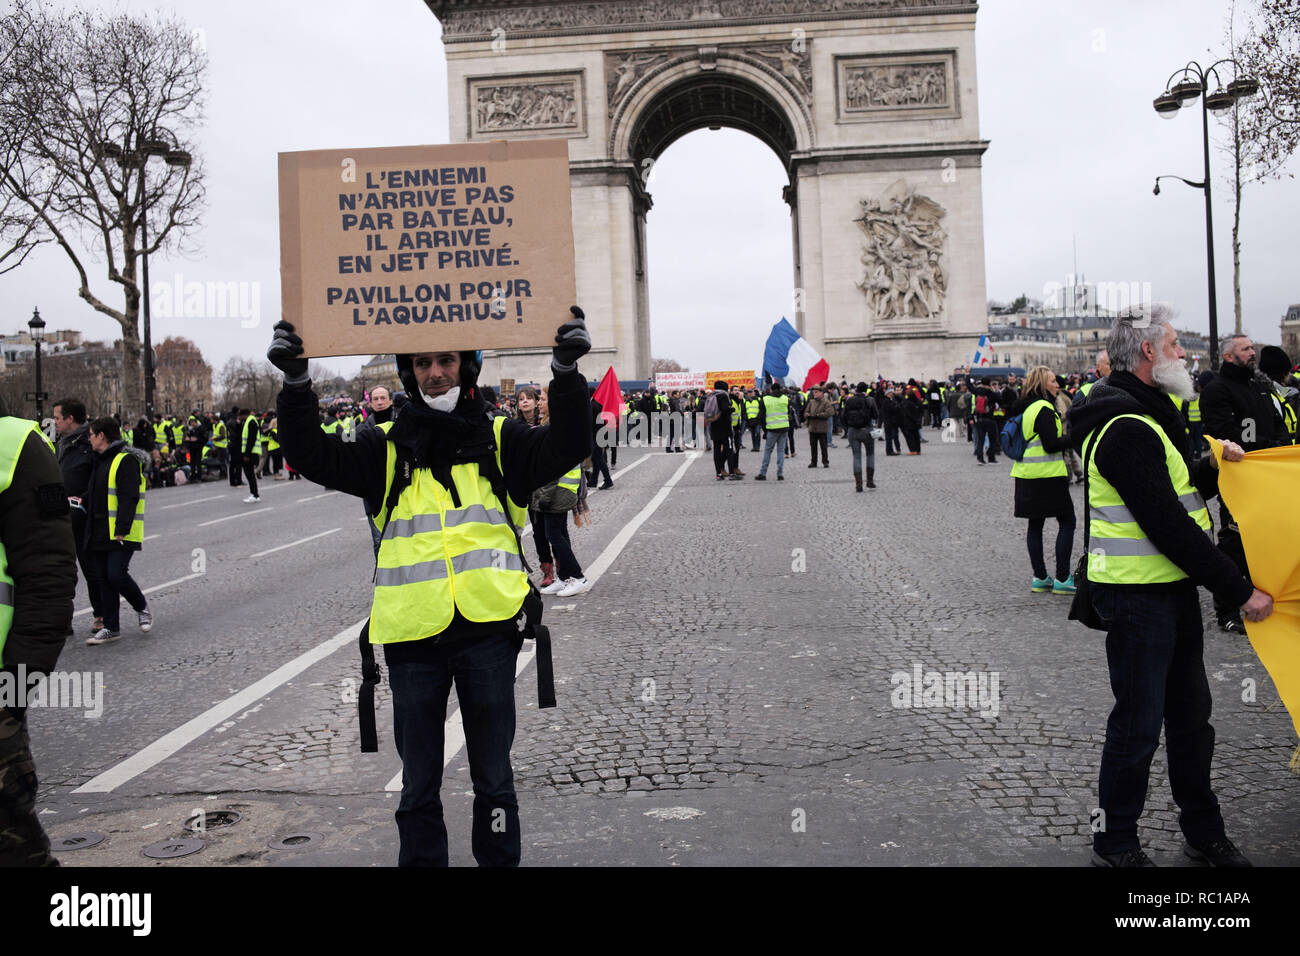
[843,396,870,429]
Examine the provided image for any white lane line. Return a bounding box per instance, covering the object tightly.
[143,534,160,541]
[384,451,700,792]
[158,494,226,511]
[197,507,272,527]
[74,619,367,794]
[250,527,341,559]
[297,491,339,502]
[608,455,649,481]
[72,571,206,618]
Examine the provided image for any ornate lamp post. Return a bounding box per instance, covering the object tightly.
[27,307,46,421]
[96,133,192,416]
[1152,60,1258,372]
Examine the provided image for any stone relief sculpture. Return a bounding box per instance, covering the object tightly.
[475,81,580,132]
[844,62,947,110]
[439,0,970,37]
[606,52,674,115]
[856,182,948,321]
[746,45,811,99]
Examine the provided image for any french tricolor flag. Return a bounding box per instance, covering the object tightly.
[762,317,829,390]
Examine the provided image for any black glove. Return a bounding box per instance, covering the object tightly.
[268,320,310,385]
[551,305,591,374]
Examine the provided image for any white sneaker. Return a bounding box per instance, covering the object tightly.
[539,578,567,595]
[138,609,153,633]
[86,628,121,646]
[243,495,261,503]
[556,577,590,597]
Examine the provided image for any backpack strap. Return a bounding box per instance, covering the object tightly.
[357,620,381,753]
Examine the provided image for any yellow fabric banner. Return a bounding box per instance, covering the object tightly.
[1209,439,1300,762]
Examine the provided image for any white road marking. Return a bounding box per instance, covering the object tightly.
[197,507,272,527]
[72,571,207,617]
[74,619,367,793]
[158,494,225,511]
[384,451,700,792]
[250,527,342,558]
[608,455,649,481]
[297,491,339,503]
[143,534,160,541]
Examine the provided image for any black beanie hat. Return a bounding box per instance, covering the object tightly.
[1259,345,1292,382]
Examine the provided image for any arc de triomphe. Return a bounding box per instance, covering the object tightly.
[428,0,990,384]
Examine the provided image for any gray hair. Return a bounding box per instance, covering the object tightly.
[1107,303,1175,373]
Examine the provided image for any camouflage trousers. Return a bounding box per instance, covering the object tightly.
[0,709,59,866]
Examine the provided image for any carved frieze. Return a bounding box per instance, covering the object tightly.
[856,181,948,322]
[468,72,586,139]
[438,1,976,38]
[836,51,958,122]
[606,52,675,116]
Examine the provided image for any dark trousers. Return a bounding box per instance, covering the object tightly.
[591,442,612,485]
[973,419,998,461]
[70,512,103,618]
[1091,584,1225,854]
[747,421,762,450]
[388,632,521,867]
[847,427,875,473]
[884,423,901,455]
[542,511,582,580]
[241,458,260,497]
[91,548,147,632]
[902,425,921,453]
[228,451,243,486]
[809,431,828,464]
[1026,512,1076,581]
[1212,502,1250,624]
[531,511,551,565]
[185,442,204,479]
[0,711,58,867]
[711,428,734,475]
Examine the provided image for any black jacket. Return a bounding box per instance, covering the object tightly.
[1065,371,1252,606]
[1,425,76,678]
[1199,362,1286,451]
[277,370,591,649]
[84,441,145,552]
[55,422,96,499]
[879,395,902,425]
[841,393,878,430]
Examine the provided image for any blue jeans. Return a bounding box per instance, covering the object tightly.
[846,427,875,473]
[759,429,787,477]
[1090,584,1225,854]
[388,632,521,866]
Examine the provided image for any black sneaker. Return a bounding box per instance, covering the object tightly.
[753,474,766,481]
[1219,618,1247,635]
[1091,847,1156,867]
[777,475,784,481]
[1185,837,1251,867]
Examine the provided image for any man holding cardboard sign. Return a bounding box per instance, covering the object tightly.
[268,307,591,867]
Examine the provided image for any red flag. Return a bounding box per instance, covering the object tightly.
[593,366,622,429]
[801,358,830,390]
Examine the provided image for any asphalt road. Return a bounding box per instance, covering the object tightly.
[29,432,1300,867]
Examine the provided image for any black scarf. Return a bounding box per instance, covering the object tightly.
[386,392,494,499]
[1105,370,1192,462]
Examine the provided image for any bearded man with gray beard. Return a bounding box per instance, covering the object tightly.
[1065,307,1273,868]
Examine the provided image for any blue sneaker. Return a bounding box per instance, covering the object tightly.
[1031,577,1052,593]
[1053,575,1077,595]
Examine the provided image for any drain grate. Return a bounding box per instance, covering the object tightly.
[268,832,322,850]
[184,809,242,833]
[143,837,205,860]
[52,832,106,852]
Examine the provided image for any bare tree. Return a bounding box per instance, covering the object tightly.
[650,357,688,374]
[0,0,207,416]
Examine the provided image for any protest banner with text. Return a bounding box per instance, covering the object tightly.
[279,140,575,357]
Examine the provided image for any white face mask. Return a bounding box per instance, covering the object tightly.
[422,386,460,412]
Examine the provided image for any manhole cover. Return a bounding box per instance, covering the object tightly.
[184,809,242,833]
[268,832,322,850]
[52,832,106,852]
[142,837,205,859]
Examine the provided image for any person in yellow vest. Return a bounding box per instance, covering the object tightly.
[268,308,592,867]
[237,408,261,502]
[0,410,77,865]
[1259,346,1298,445]
[264,412,285,479]
[1065,309,1272,868]
[744,389,762,451]
[84,417,152,645]
[1009,367,1076,594]
[754,382,791,480]
[152,414,169,455]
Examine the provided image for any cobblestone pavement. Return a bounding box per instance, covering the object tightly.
[32,432,1299,866]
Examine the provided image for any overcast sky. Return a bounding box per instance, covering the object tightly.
[4,0,1296,380]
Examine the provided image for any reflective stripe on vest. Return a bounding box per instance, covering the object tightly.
[745,399,759,419]
[1186,396,1201,423]
[730,399,741,426]
[0,417,50,663]
[369,416,529,643]
[762,394,789,430]
[557,467,581,494]
[1009,399,1068,479]
[1083,413,1211,583]
[107,450,146,543]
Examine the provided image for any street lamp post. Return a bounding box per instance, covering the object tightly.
[27,307,45,421]
[95,133,192,418]
[1153,60,1258,373]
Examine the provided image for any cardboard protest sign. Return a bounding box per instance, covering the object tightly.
[654,372,706,390]
[279,140,575,357]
